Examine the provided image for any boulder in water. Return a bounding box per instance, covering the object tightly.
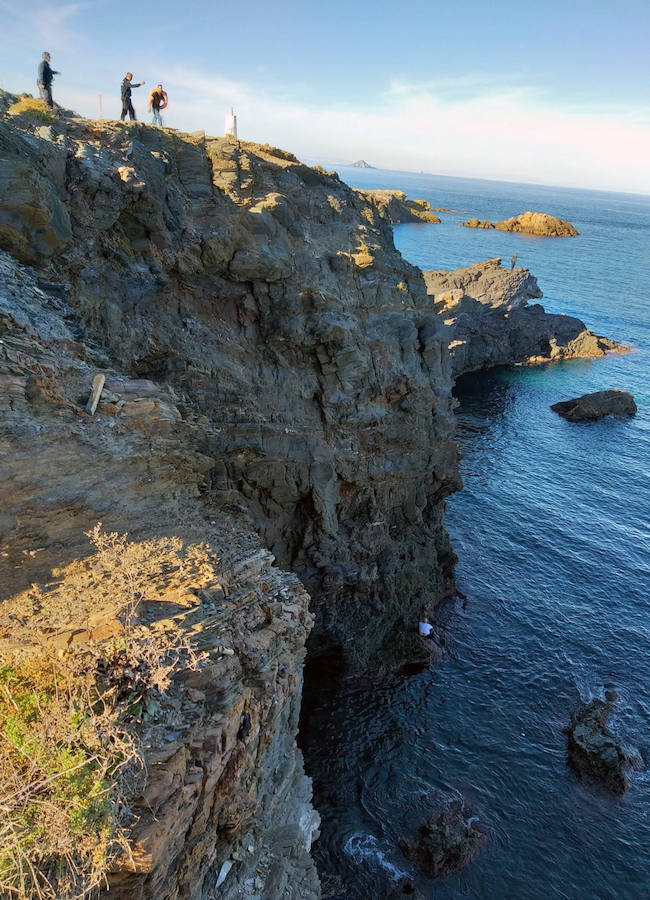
[565,698,644,794]
[398,800,487,877]
[551,389,637,422]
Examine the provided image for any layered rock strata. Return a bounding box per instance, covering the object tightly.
[0,107,459,673]
[423,258,624,377]
[0,99,461,893]
[360,189,441,224]
[0,249,319,898]
[461,211,578,236]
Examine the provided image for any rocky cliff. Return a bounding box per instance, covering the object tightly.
[0,97,460,896]
[0,248,320,899]
[360,189,442,224]
[423,258,624,376]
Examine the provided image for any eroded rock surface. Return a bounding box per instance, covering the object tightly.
[565,698,644,794]
[0,97,461,896]
[551,389,637,421]
[0,103,460,674]
[398,801,487,877]
[462,211,578,236]
[460,218,494,230]
[360,189,441,224]
[423,258,624,376]
[0,248,320,899]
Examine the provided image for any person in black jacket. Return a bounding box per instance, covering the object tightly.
[121,73,145,121]
[37,52,59,108]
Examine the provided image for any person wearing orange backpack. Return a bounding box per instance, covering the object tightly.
[148,84,168,126]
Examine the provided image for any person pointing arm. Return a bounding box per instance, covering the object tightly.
[120,72,145,122]
[37,52,59,108]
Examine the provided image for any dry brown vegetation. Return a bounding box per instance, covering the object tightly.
[0,527,212,899]
[6,97,57,124]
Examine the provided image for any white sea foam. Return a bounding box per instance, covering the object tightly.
[343,832,408,882]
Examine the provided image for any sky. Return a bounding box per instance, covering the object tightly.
[1,0,649,193]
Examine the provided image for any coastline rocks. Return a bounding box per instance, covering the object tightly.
[565,698,644,794]
[360,189,441,224]
[461,218,494,229]
[423,258,624,377]
[551,389,637,421]
[0,108,463,896]
[398,801,487,877]
[462,211,578,237]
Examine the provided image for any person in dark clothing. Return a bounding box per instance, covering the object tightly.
[37,52,59,108]
[121,73,145,121]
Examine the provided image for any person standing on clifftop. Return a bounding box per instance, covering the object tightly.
[148,83,168,126]
[121,73,145,121]
[37,52,59,108]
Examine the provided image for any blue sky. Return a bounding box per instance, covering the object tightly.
[1,0,649,192]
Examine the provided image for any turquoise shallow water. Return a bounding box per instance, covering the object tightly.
[300,169,650,898]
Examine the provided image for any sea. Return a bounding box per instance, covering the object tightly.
[299,167,650,899]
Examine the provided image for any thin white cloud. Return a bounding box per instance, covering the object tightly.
[0,0,92,46]
[4,31,649,194]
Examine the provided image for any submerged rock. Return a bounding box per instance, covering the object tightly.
[461,218,494,229]
[565,698,644,794]
[551,389,637,421]
[398,800,487,877]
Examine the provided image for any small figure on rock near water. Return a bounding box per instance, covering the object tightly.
[121,72,145,121]
[148,83,168,126]
[37,52,59,108]
[419,616,433,638]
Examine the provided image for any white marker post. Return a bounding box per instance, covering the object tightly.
[225,107,237,139]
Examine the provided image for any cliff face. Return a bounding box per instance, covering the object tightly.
[360,189,442,224]
[0,112,459,673]
[0,106,460,895]
[424,258,623,377]
[0,248,319,899]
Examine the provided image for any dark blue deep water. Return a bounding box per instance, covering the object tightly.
[301,169,650,898]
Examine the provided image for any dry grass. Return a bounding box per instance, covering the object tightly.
[0,526,211,899]
[0,661,139,899]
[6,97,57,124]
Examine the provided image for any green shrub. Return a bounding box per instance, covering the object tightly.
[0,526,207,898]
[0,661,134,899]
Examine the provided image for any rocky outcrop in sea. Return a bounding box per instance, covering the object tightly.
[360,189,441,223]
[462,211,578,236]
[398,801,487,877]
[423,258,625,377]
[565,697,644,794]
[551,389,637,421]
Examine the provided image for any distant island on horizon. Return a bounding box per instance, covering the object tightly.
[348,159,375,169]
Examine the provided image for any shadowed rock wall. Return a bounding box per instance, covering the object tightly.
[424,258,624,377]
[0,111,460,674]
[0,102,462,896]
